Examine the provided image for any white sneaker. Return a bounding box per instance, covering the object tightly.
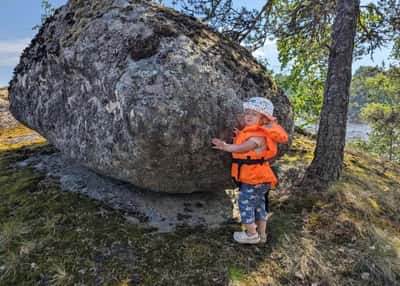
[259,234,267,243]
[233,231,260,244]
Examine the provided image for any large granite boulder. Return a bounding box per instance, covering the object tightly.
[9,0,293,193]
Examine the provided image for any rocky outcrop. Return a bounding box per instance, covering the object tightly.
[9,0,293,193]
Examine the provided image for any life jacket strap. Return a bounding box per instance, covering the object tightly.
[231,156,267,165]
[231,156,267,186]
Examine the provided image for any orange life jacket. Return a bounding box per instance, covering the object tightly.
[231,123,288,187]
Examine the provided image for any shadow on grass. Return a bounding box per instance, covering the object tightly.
[0,143,308,285]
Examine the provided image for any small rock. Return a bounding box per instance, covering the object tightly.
[361,272,370,280]
[295,271,304,280]
[125,216,140,224]
[19,246,31,256]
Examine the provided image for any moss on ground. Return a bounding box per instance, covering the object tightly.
[0,87,8,104]
[0,125,47,150]
[0,126,399,285]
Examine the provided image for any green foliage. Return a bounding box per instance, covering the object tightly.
[275,64,325,125]
[361,103,400,162]
[353,67,400,162]
[171,0,400,128]
[227,265,246,281]
[391,37,400,64]
[363,67,400,105]
[33,0,55,31]
[350,65,400,124]
[349,66,383,122]
[358,67,400,162]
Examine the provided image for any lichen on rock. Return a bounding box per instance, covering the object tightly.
[9,0,293,193]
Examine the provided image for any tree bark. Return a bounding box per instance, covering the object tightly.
[303,0,360,186]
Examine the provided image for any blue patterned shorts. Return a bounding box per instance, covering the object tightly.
[238,183,269,224]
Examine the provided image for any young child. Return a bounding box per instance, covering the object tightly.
[212,97,288,244]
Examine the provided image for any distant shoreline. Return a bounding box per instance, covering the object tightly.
[303,121,371,141]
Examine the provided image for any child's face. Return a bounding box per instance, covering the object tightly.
[244,109,265,126]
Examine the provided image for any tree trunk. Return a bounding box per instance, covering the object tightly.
[303,0,360,186]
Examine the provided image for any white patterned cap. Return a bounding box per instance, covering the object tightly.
[243,97,274,117]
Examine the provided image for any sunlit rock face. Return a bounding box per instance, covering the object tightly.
[9,0,293,193]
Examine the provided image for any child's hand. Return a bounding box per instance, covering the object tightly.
[211,138,227,151]
[265,114,276,122]
[233,128,239,136]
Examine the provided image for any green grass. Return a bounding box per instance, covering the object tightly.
[0,132,399,285]
[0,144,281,285]
[228,265,246,282]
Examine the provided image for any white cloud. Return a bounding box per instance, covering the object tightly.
[0,38,31,67]
[251,40,284,73]
[264,38,277,46]
[252,39,277,58]
[252,49,266,58]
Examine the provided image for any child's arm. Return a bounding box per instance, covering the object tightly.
[211,138,258,153]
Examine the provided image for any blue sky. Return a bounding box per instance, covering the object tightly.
[0,0,393,86]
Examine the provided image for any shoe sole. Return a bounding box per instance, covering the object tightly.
[233,232,260,244]
[234,238,261,244]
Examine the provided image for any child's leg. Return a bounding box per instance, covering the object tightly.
[234,184,260,243]
[245,222,257,235]
[255,184,270,241]
[238,184,257,230]
[256,219,266,236]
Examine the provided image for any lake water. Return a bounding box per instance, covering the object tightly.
[304,122,371,141]
[346,122,372,141]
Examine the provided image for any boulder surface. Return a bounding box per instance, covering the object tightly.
[9,0,293,193]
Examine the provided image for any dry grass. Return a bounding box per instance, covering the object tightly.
[0,121,399,285]
[0,221,31,247]
[0,87,46,149]
[48,264,73,286]
[0,87,8,105]
[0,125,46,150]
